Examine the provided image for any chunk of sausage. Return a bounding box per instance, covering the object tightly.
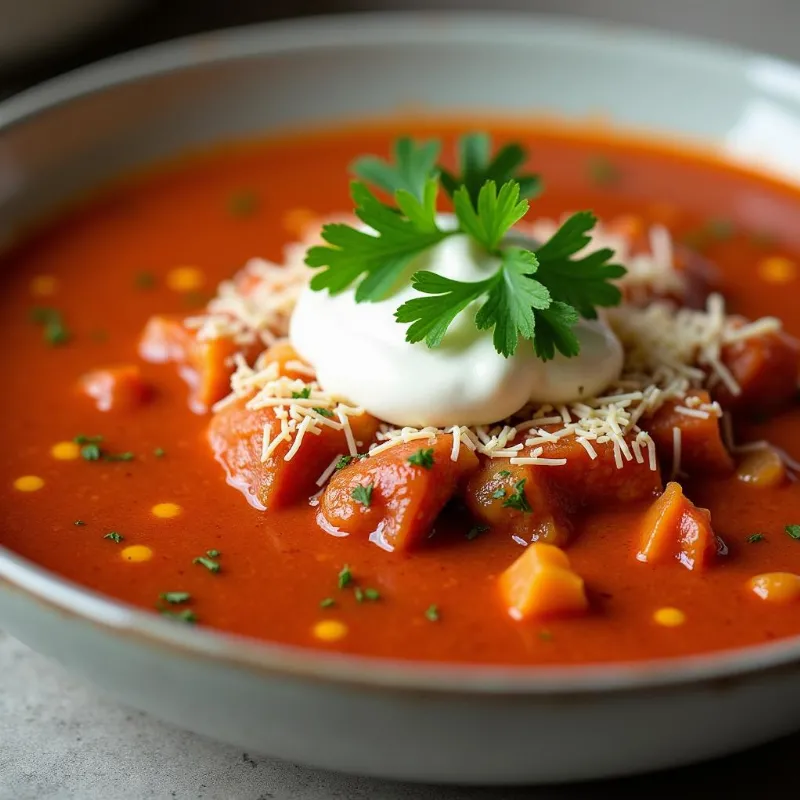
[499,543,588,621]
[642,390,733,475]
[139,314,250,414]
[718,328,800,414]
[464,460,572,547]
[637,482,717,571]
[79,364,152,412]
[208,397,379,510]
[319,436,479,552]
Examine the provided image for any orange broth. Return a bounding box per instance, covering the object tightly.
[2,119,800,665]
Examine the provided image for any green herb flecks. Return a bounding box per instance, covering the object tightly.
[337,564,353,589]
[746,533,766,544]
[292,388,311,399]
[785,525,800,540]
[30,306,71,347]
[466,524,489,541]
[193,555,221,573]
[351,483,374,507]
[73,520,86,527]
[313,407,334,418]
[424,604,440,622]
[492,487,507,500]
[408,448,435,469]
[160,591,191,605]
[228,189,260,218]
[153,448,166,458]
[104,532,124,543]
[502,479,532,513]
[160,608,197,624]
[320,597,336,609]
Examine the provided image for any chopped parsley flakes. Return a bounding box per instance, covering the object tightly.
[351,483,374,507]
[424,604,440,622]
[408,448,435,469]
[337,564,353,589]
[502,479,532,513]
[292,388,311,399]
[160,609,197,624]
[466,524,489,541]
[320,597,336,609]
[160,591,191,605]
[745,533,766,544]
[30,306,71,347]
[193,555,221,573]
[104,532,124,543]
[785,525,800,540]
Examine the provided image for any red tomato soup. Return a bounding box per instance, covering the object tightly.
[3,119,800,666]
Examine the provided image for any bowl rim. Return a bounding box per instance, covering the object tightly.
[3,9,800,697]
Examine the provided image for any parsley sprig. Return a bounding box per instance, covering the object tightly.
[306,133,625,360]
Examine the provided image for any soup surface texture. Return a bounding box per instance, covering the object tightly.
[3,120,800,666]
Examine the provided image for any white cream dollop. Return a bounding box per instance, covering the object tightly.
[290,229,623,428]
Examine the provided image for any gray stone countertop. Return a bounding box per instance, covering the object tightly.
[2,628,799,799]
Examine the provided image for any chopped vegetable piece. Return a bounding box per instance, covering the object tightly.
[785,525,800,540]
[30,306,71,346]
[160,609,197,624]
[746,533,766,543]
[637,482,717,571]
[104,532,124,543]
[320,597,336,609]
[364,588,381,601]
[424,604,440,622]
[81,444,101,461]
[153,448,166,458]
[320,435,479,551]
[499,543,588,621]
[79,364,152,412]
[466,524,489,541]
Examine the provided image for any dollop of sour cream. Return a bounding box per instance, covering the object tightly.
[290,226,623,427]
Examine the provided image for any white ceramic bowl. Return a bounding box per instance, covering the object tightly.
[3,13,800,785]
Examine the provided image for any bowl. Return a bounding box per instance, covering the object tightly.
[2,12,800,785]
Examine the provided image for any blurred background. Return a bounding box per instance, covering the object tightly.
[2,0,800,101]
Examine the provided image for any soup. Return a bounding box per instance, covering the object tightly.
[3,120,800,666]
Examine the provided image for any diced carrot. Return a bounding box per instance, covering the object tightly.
[79,364,152,412]
[637,482,717,571]
[538,434,663,506]
[208,397,380,510]
[464,460,572,546]
[319,436,479,551]
[139,314,256,414]
[718,328,800,414]
[642,390,733,475]
[499,543,588,621]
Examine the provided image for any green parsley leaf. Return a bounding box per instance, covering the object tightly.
[320,597,336,609]
[466,524,489,541]
[351,136,441,201]
[785,525,800,540]
[81,444,102,461]
[335,455,354,471]
[351,483,374,507]
[452,180,529,251]
[292,388,311,400]
[408,448,435,469]
[74,520,86,527]
[338,564,353,589]
[424,604,440,622]
[498,470,511,478]
[193,556,221,573]
[502,479,532,513]
[306,180,448,302]
[746,533,766,544]
[160,591,191,605]
[160,608,197,624]
[153,447,166,458]
[491,488,507,500]
[531,301,581,361]
[363,588,381,601]
[312,407,334,418]
[354,587,365,603]
[206,549,221,558]
[30,306,71,347]
[440,133,541,205]
[104,532,124,543]
[534,211,626,319]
